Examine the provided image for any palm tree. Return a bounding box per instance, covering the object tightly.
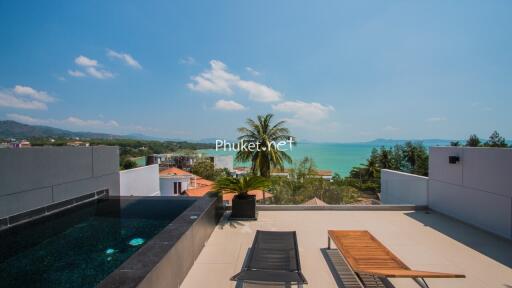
[377,146,393,169]
[236,114,295,177]
[214,175,270,198]
[465,134,481,147]
[362,157,380,179]
[484,130,507,148]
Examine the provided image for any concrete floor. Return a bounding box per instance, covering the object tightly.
[181,210,512,288]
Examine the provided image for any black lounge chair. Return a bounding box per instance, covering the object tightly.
[231,230,308,286]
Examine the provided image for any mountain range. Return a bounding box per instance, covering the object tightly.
[0,120,138,140]
[3,120,508,145]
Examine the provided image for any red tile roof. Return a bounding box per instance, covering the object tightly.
[159,167,215,197]
[187,186,213,197]
[159,167,192,176]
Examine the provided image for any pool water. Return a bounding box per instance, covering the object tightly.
[0,197,195,288]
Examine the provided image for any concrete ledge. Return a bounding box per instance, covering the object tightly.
[98,194,223,288]
[256,205,426,211]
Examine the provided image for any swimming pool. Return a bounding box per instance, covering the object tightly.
[0,197,197,288]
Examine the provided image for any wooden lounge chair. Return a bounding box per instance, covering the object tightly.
[231,230,308,286]
[327,230,465,288]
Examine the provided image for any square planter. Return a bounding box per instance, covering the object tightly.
[230,194,257,220]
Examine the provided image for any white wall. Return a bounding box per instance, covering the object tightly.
[428,147,512,239]
[159,176,189,196]
[0,146,119,219]
[213,155,233,171]
[381,169,428,205]
[381,147,512,239]
[119,164,160,196]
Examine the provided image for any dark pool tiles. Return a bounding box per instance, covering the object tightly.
[99,196,221,288]
[96,269,141,288]
[0,217,8,229]
[8,206,47,225]
[1,189,108,231]
[96,189,108,198]
[72,192,96,203]
[149,221,191,244]
[46,198,76,213]
[117,242,173,272]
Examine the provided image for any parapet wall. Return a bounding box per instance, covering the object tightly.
[381,147,512,239]
[0,146,119,221]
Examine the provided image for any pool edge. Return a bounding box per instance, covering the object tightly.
[97,193,223,288]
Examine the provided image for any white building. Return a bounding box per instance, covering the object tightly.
[212,155,233,171]
[381,146,512,240]
[159,167,192,196]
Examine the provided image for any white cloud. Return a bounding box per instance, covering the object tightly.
[245,67,260,76]
[71,55,114,79]
[272,101,334,122]
[75,55,98,67]
[14,85,55,102]
[426,116,447,123]
[65,116,119,127]
[85,67,114,79]
[188,60,237,94]
[7,113,119,128]
[214,99,246,111]
[187,60,282,102]
[0,91,47,110]
[180,56,196,65]
[6,113,47,125]
[107,49,142,69]
[68,70,86,77]
[0,85,56,110]
[237,80,281,102]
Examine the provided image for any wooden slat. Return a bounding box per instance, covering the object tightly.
[363,269,466,278]
[328,230,465,279]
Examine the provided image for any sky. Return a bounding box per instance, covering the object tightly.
[0,0,511,142]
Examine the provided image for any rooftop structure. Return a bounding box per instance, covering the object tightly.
[9,140,31,148]
[1,146,511,288]
[181,209,512,288]
[66,141,90,147]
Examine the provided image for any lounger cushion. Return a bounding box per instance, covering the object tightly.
[231,230,307,284]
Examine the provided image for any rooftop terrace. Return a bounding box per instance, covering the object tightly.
[182,209,512,288]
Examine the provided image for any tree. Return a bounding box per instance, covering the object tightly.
[236,114,295,177]
[121,159,137,170]
[362,148,380,179]
[378,146,393,169]
[191,158,216,180]
[401,141,428,176]
[214,175,270,198]
[484,130,507,148]
[191,158,230,180]
[290,157,316,181]
[390,145,403,170]
[450,141,460,147]
[465,134,481,147]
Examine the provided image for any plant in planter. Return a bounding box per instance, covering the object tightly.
[214,175,270,220]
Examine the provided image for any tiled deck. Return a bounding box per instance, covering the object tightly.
[181,210,512,288]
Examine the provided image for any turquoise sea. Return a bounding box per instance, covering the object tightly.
[201,143,384,176]
[201,141,453,176]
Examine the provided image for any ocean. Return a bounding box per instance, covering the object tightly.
[201,141,453,176]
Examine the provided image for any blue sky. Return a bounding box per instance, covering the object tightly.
[0,0,511,142]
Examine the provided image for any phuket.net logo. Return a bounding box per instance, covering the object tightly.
[215,137,295,152]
